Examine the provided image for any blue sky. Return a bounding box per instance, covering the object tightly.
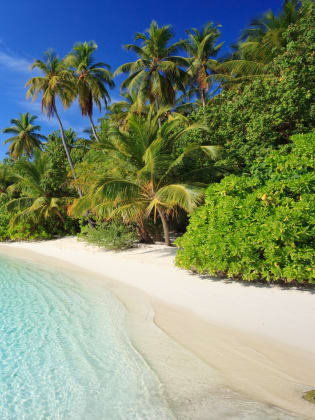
[0,0,283,159]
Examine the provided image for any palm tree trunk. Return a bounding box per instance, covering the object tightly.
[55,209,65,225]
[53,104,80,193]
[138,219,154,244]
[53,104,95,228]
[88,114,100,142]
[201,89,206,108]
[157,205,170,246]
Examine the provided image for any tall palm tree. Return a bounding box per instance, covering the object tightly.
[183,22,223,107]
[26,51,95,227]
[64,41,114,142]
[107,91,148,129]
[7,151,69,225]
[70,107,218,245]
[25,50,81,191]
[114,21,188,113]
[2,113,45,160]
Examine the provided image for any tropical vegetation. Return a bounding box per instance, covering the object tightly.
[70,108,216,245]
[1,0,313,285]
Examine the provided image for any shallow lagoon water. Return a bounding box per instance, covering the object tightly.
[0,254,174,419]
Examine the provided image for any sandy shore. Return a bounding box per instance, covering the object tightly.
[0,237,314,419]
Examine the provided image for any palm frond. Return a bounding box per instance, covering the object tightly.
[156,183,204,213]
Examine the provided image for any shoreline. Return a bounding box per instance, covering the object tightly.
[0,237,314,419]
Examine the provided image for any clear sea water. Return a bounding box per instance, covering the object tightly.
[0,253,174,420]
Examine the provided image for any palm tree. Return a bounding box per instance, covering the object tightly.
[7,151,69,225]
[26,51,96,227]
[25,50,82,191]
[219,0,301,81]
[183,22,223,107]
[114,21,188,113]
[107,91,148,129]
[2,113,45,160]
[64,41,114,142]
[240,0,300,48]
[70,108,218,245]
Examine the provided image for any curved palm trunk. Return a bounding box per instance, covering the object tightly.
[138,219,154,244]
[53,104,81,193]
[157,205,170,246]
[55,209,65,225]
[88,114,100,142]
[53,104,95,228]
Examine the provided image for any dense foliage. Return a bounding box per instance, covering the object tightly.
[176,132,315,285]
[0,1,314,284]
[182,2,315,173]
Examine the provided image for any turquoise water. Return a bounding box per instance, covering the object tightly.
[0,254,174,420]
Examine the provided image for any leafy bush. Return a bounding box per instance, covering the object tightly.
[176,132,315,285]
[79,221,138,250]
[1,220,78,242]
[6,223,54,241]
[6,218,78,241]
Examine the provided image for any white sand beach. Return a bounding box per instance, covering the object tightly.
[0,237,314,419]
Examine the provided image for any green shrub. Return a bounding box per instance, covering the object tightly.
[79,221,138,250]
[176,132,315,285]
[6,223,54,241]
[2,219,78,241]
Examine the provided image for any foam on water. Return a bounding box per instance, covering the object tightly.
[0,254,174,419]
